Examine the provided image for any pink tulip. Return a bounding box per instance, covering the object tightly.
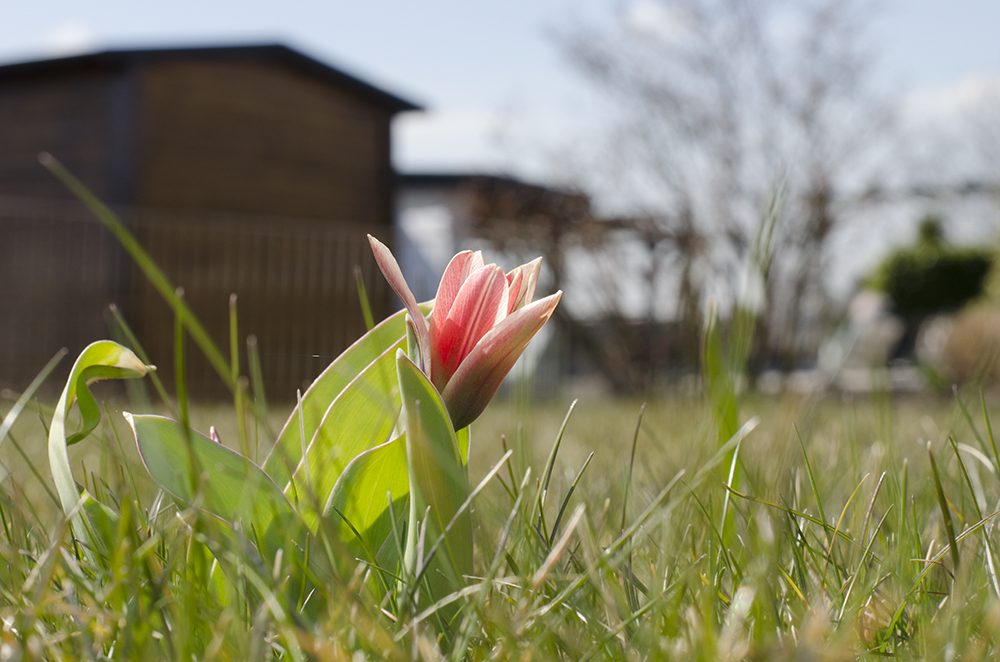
[369,236,561,429]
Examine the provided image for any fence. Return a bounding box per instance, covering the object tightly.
[0,195,393,400]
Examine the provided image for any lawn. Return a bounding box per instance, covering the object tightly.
[2,162,997,659]
[2,385,998,660]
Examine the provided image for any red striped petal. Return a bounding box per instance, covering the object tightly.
[505,268,523,316]
[431,264,508,389]
[433,250,477,324]
[442,291,561,428]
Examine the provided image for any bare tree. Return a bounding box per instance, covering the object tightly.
[458,177,653,391]
[555,0,892,369]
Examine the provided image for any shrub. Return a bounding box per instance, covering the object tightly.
[871,215,993,319]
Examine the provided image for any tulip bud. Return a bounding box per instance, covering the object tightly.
[368,235,560,429]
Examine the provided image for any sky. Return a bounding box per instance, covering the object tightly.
[1,0,997,179]
[1,0,998,300]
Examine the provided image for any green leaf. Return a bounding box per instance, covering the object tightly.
[321,425,469,594]
[48,341,150,547]
[325,434,410,584]
[126,413,303,560]
[263,303,432,490]
[396,350,472,597]
[457,425,470,467]
[284,342,406,527]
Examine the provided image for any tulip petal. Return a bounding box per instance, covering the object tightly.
[368,235,430,373]
[432,250,477,326]
[432,264,509,388]
[505,268,524,315]
[510,257,542,312]
[442,291,561,429]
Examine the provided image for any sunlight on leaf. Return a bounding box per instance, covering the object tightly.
[48,341,150,548]
[325,434,409,585]
[263,303,431,490]
[127,413,302,560]
[396,350,472,597]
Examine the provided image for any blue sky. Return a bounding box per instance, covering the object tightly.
[0,0,997,180]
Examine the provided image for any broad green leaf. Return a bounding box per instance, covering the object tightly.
[325,434,409,584]
[396,350,472,598]
[321,425,469,593]
[263,302,432,489]
[129,415,332,615]
[49,341,150,548]
[285,342,405,527]
[126,413,303,560]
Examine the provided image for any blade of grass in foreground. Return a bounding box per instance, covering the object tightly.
[0,347,67,452]
[109,303,174,414]
[230,293,249,457]
[927,441,960,571]
[533,399,577,542]
[702,303,738,447]
[40,153,236,393]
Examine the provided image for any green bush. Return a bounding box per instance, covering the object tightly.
[872,215,993,318]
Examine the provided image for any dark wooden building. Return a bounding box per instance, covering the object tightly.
[0,44,420,398]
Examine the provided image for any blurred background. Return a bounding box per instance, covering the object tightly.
[0,0,998,400]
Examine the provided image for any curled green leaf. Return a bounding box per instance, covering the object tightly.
[49,341,151,526]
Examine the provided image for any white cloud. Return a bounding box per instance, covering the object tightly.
[903,72,1000,122]
[623,0,695,42]
[43,21,93,56]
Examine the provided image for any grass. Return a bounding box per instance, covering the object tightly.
[2,385,1000,660]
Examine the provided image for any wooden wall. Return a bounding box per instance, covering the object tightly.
[136,58,394,226]
[0,54,398,227]
[0,196,394,400]
[0,197,124,392]
[0,68,121,201]
[0,52,401,399]
[127,207,393,398]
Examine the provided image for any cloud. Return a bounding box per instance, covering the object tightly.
[43,21,93,56]
[903,73,1000,122]
[622,0,695,42]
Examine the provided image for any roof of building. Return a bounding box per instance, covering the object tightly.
[0,43,423,113]
[398,171,589,204]
[397,172,557,192]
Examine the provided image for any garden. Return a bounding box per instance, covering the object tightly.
[1,159,1000,661]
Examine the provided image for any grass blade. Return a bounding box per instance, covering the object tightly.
[40,153,236,392]
[0,348,67,453]
[927,441,960,571]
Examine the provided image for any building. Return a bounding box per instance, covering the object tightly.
[0,44,420,397]
[396,173,706,392]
